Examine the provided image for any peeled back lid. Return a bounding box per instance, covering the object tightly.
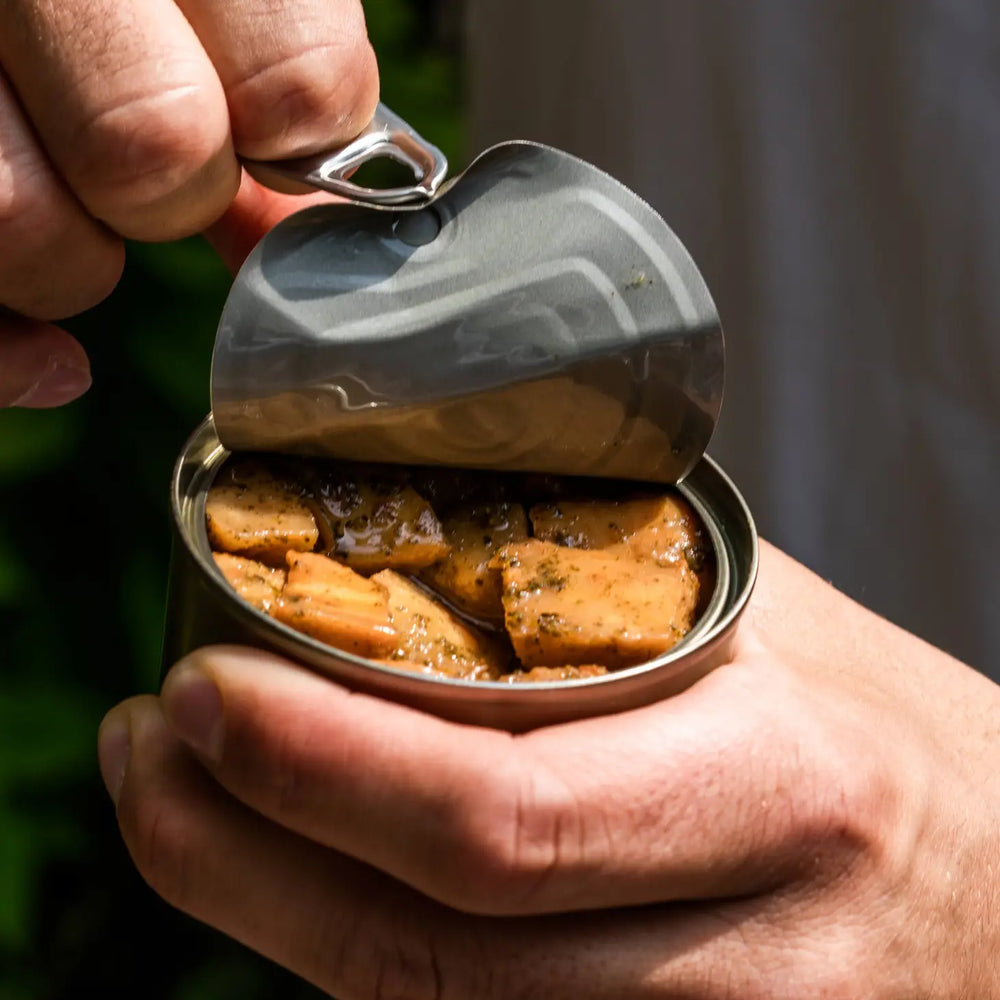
[212,135,724,484]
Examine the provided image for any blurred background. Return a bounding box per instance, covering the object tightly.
[0,2,463,996]
[4,1,999,996]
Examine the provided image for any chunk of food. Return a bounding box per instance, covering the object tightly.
[529,495,710,570]
[493,539,699,668]
[205,455,715,683]
[206,464,319,565]
[372,570,507,680]
[419,501,529,623]
[504,664,608,683]
[310,468,450,573]
[213,552,286,615]
[274,552,397,658]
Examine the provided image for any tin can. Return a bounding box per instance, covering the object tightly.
[161,122,758,730]
[162,416,757,731]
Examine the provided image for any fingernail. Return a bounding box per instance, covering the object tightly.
[97,715,131,807]
[162,668,224,763]
[14,360,92,408]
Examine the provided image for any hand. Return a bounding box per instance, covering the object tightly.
[0,0,378,408]
[98,541,1000,997]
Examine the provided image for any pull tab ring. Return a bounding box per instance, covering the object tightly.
[242,103,449,207]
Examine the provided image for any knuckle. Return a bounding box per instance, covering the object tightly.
[0,147,58,242]
[785,709,911,875]
[228,36,379,157]
[825,743,896,839]
[229,718,329,824]
[436,768,578,915]
[70,84,232,237]
[65,249,124,315]
[0,152,31,230]
[331,906,501,1000]
[120,792,194,910]
[11,253,122,320]
[259,724,313,817]
[0,156,123,317]
[335,914,447,1000]
[436,828,520,913]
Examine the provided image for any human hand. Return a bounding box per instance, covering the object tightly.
[0,0,378,408]
[98,541,1000,997]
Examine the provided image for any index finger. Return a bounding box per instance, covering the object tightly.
[0,0,237,241]
[173,0,379,160]
[157,638,884,917]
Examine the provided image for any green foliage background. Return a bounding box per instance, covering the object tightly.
[0,3,462,996]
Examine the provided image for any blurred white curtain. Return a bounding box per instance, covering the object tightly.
[465,0,1000,675]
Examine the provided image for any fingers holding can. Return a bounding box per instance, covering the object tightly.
[102,693,890,1000]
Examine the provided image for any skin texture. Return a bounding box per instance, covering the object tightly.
[98,541,1000,998]
[0,0,378,407]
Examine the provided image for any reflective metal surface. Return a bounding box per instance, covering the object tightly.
[214,141,724,485]
[241,103,448,205]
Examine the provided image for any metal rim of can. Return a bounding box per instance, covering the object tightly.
[166,416,759,730]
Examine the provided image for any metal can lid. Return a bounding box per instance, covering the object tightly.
[212,139,724,484]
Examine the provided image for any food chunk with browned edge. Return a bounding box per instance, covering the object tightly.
[493,539,699,668]
[206,463,319,565]
[373,570,507,680]
[310,468,450,573]
[529,494,709,570]
[274,552,396,657]
[213,552,286,615]
[420,501,529,623]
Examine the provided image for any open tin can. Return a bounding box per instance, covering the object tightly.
[162,106,758,731]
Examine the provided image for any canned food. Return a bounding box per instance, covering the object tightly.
[162,116,758,730]
[163,417,757,731]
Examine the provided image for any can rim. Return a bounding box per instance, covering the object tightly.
[170,416,758,694]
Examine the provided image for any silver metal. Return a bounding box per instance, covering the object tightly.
[213,141,725,485]
[163,418,758,732]
[242,102,448,206]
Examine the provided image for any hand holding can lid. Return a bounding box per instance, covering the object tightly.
[0,0,378,408]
